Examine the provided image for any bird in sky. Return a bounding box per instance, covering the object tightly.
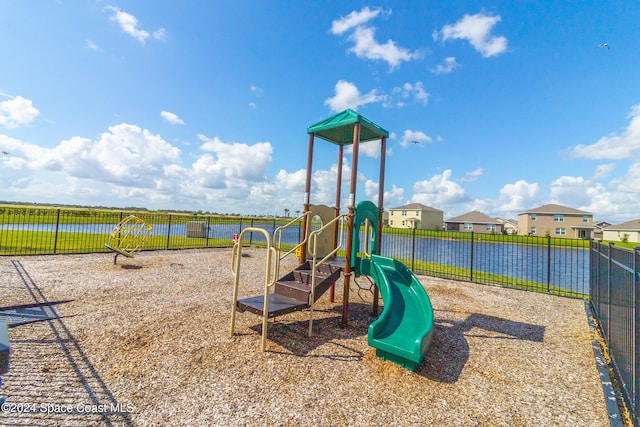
[411,140,421,144]
[599,43,610,50]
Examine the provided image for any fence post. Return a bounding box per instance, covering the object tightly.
[547,236,551,293]
[205,216,211,247]
[590,241,600,316]
[470,231,474,282]
[53,209,61,254]
[411,225,416,271]
[634,246,640,425]
[166,215,172,249]
[607,242,614,343]
[249,218,254,246]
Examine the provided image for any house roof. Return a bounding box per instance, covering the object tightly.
[389,203,442,212]
[603,219,640,231]
[495,217,518,227]
[446,211,500,224]
[519,203,592,216]
[594,221,612,229]
[307,109,389,146]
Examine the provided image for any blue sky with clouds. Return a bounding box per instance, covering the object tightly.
[1,1,639,222]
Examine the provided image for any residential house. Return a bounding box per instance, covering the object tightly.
[495,217,518,235]
[517,204,594,239]
[445,211,504,234]
[388,203,443,230]
[593,221,612,241]
[602,219,640,243]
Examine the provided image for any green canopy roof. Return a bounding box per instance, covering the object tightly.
[307,109,389,145]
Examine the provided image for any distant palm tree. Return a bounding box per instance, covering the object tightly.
[284,208,290,218]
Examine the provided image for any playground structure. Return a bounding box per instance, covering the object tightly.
[230,109,434,370]
[104,215,153,264]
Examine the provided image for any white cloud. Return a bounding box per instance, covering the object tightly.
[330,7,385,36]
[275,168,306,193]
[495,180,541,214]
[550,176,593,208]
[153,28,167,41]
[105,6,165,45]
[571,104,640,159]
[0,124,378,215]
[393,82,429,106]
[85,39,102,52]
[384,184,405,208]
[0,96,40,129]
[324,80,385,112]
[160,111,184,125]
[347,26,419,69]
[399,129,431,148]
[431,57,460,75]
[364,179,379,199]
[411,170,470,208]
[344,139,381,159]
[331,7,418,69]
[2,124,182,189]
[592,163,616,179]
[363,180,403,207]
[198,135,273,183]
[548,175,638,221]
[250,85,263,96]
[583,183,623,220]
[459,167,484,182]
[434,13,508,58]
[563,104,640,220]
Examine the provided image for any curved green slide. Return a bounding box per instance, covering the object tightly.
[351,201,434,371]
[365,255,434,371]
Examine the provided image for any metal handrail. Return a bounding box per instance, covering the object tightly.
[229,227,277,352]
[272,212,312,278]
[306,214,347,336]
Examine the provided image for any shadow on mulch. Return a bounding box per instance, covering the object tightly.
[418,310,545,383]
[251,301,546,385]
[2,260,135,427]
[250,302,374,361]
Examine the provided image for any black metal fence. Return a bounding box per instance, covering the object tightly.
[590,241,640,426]
[380,228,589,297]
[0,207,591,295]
[0,207,298,255]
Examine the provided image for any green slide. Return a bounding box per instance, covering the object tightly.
[351,200,433,371]
[365,254,434,371]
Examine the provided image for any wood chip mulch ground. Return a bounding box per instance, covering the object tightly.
[0,248,614,426]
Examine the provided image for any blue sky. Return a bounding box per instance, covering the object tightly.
[1,1,639,223]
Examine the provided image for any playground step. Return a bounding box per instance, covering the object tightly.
[274,261,342,304]
[274,280,312,303]
[236,261,343,319]
[236,294,309,318]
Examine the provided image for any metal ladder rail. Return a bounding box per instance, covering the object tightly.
[229,227,278,352]
[272,212,312,279]
[307,214,347,336]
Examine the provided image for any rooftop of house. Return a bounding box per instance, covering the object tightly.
[446,211,500,224]
[389,203,443,213]
[603,219,640,231]
[519,203,592,216]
